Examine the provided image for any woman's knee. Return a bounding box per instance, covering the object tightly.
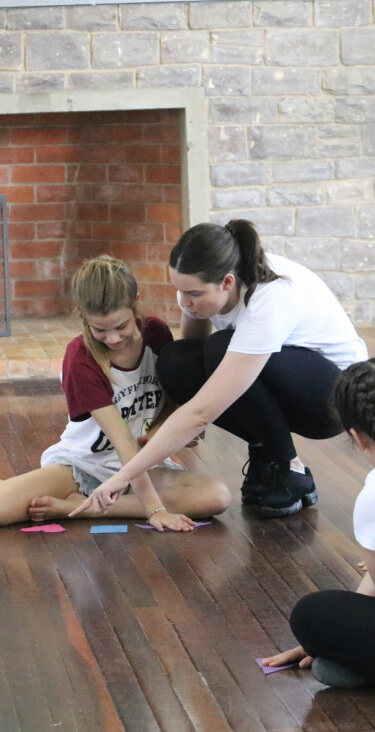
[157,339,207,402]
[204,329,234,375]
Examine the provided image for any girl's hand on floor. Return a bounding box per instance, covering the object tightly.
[149,510,196,532]
[262,645,313,669]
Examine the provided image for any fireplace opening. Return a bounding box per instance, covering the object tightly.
[0,107,185,324]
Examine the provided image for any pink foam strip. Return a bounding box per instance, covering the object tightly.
[21,523,65,533]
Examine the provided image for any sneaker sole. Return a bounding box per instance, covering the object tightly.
[259,489,318,518]
[259,498,302,518]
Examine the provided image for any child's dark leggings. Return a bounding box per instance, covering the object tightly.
[291,590,375,680]
[156,329,342,463]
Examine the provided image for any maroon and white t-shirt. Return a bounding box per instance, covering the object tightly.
[41,317,179,482]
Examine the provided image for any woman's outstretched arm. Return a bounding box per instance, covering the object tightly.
[69,350,270,515]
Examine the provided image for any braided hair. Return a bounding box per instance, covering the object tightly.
[169,219,281,307]
[334,358,375,440]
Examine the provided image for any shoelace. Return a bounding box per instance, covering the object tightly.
[267,462,292,496]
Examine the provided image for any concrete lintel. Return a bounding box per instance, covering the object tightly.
[0,87,210,229]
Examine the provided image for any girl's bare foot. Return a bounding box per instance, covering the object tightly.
[29,495,82,522]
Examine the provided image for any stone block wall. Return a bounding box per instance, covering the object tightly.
[0,1,374,322]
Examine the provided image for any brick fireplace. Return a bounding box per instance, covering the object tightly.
[0,88,210,324]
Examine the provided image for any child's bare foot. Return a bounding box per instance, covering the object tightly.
[29,495,81,522]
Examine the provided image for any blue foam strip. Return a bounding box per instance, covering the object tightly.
[90,525,128,534]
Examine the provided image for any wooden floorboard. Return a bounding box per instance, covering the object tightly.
[0,372,374,732]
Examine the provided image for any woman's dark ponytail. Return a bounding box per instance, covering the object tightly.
[226,219,279,305]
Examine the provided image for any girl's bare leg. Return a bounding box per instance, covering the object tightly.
[74,469,231,520]
[0,465,80,525]
[27,469,231,521]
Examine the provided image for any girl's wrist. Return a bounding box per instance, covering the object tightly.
[146,506,167,524]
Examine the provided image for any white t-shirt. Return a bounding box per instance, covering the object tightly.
[178,253,367,370]
[41,318,183,483]
[353,468,375,551]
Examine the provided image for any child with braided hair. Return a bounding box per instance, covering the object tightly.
[262,358,375,687]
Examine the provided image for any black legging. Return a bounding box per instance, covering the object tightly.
[156,329,342,463]
[291,590,375,681]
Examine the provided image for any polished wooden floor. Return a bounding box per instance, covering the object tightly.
[0,372,375,732]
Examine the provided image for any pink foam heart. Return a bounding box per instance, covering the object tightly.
[21,523,65,533]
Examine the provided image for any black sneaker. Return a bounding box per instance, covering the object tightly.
[241,446,274,505]
[258,463,318,518]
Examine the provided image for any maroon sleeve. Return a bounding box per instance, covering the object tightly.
[62,336,114,421]
[142,316,173,354]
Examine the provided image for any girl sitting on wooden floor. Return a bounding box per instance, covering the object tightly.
[0,256,230,531]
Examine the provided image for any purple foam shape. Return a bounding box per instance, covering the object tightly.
[135,521,212,531]
[256,658,299,675]
[21,523,65,534]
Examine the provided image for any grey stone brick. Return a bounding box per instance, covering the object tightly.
[211,43,263,65]
[323,68,375,96]
[297,208,355,237]
[252,68,320,95]
[7,8,64,30]
[261,236,285,255]
[336,158,375,179]
[161,31,209,63]
[254,1,311,27]
[341,240,375,272]
[0,33,22,70]
[65,6,117,31]
[211,161,271,186]
[318,124,359,138]
[208,125,247,163]
[16,73,65,93]
[0,10,5,29]
[278,97,335,124]
[235,208,294,235]
[0,74,13,92]
[138,65,199,87]
[326,180,374,206]
[356,273,375,299]
[248,125,315,160]
[69,71,134,91]
[357,207,375,239]
[315,0,371,27]
[203,66,251,96]
[286,237,339,270]
[336,98,375,124]
[266,183,324,207]
[342,29,375,65]
[189,2,252,29]
[120,3,186,30]
[211,187,265,209]
[265,30,338,66]
[342,300,372,324]
[27,32,89,71]
[362,125,375,156]
[318,272,355,300]
[273,160,333,182]
[211,30,264,46]
[209,97,277,124]
[93,33,158,68]
[316,138,361,159]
